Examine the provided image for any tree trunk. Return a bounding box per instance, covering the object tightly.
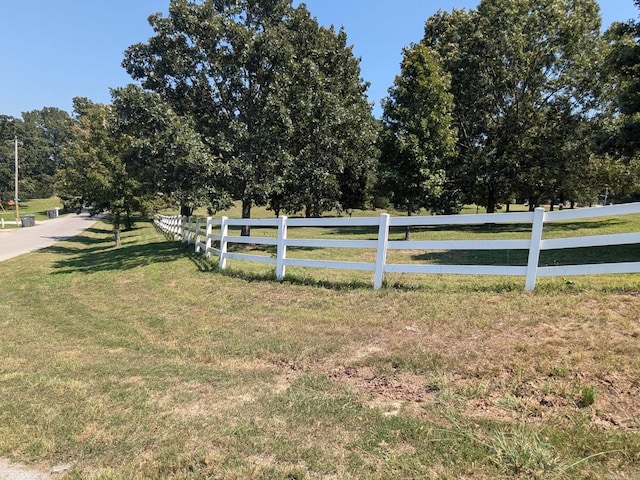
[486,189,496,214]
[113,211,122,248]
[180,205,194,217]
[405,205,413,241]
[241,199,251,236]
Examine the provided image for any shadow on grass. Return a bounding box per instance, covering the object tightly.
[387,218,625,237]
[46,224,188,275]
[412,244,640,267]
[217,267,374,291]
[49,242,187,275]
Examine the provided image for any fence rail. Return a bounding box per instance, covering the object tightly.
[1,219,19,228]
[155,203,640,290]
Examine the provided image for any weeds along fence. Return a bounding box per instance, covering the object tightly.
[155,203,640,290]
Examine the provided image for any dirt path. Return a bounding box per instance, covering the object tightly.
[0,213,101,262]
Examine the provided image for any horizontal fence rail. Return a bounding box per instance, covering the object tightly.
[155,203,640,290]
[1,219,20,228]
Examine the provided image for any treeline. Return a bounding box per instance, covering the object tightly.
[1,0,639,244]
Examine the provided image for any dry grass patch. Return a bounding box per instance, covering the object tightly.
[325,291,640,433]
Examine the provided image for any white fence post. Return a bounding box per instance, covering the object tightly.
[204,217,213,257]
[219,216,229,270]
[194,217,202,252]
[276,215,288,281]
[525,207,546,291]
[374,213,391,289]
[175,215,183,240]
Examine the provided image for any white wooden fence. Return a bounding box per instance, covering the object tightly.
[155,203,640,290]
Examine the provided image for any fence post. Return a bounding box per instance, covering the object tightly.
[194,217,202,252]
[276,215,288,281]
[204,217,213,257]
[219,216,229,270]
[525,207,546,291]
[374,213,391,289]
[175,215,182,240]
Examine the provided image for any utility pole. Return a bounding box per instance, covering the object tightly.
[14,136,19,221]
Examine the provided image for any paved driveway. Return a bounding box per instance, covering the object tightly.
[0,213,103,262]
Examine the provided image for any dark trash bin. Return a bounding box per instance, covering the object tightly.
[21,215,36,227]
[47,209,57,218]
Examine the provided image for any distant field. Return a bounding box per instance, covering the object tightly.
[0,216,638,478]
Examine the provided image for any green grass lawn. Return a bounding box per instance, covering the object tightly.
[0,216,639,479]
[0,197,65,227]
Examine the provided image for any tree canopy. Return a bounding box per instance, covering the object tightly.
[423,0,602,211]
[379,43,457,222]
[111,84,231,217]
[0,109,75,203]
[122,0,376,227]
[57,98,140,246]
[5,0,640,227]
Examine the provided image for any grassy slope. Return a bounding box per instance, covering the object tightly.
[0,219,638,479]
[0,197,65,227]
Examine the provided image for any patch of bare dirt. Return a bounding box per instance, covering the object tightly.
[321,296,640,431]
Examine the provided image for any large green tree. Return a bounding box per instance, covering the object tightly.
[123,0,299,232]
[378,43,457,229]
[424,0,602,212]
[20,107,76,198]
[602,0,640,157]
[57,98,139,247]
[0,116,18,205]
[0,109,75,202]
[111,84,231,216]
[596,0,640,201]
[123,0,376,228]
[265,7,378,218]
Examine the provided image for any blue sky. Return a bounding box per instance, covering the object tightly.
[1,0,637,119]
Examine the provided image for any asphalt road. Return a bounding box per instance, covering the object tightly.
[0,213,102,262]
